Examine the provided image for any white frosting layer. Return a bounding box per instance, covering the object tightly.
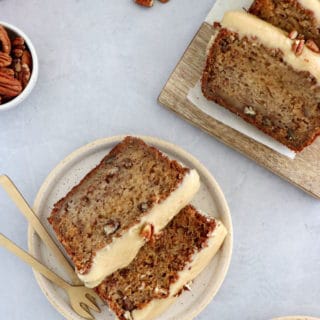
[77,169,200,288]
[298,0,320,24]
[131,219,227,320]
[221,11,320,84]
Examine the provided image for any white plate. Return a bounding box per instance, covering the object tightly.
[28,135,233,320]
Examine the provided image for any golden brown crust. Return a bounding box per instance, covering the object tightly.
[201,27,320,152]
[48,136,190,274]
[95,205,217,320]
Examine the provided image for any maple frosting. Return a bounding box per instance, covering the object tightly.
[298,0,320,24]
[78,169,200,288]
[221,11,320,84]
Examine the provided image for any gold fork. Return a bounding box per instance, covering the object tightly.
[0,175,101,319]
[0,233,99,320]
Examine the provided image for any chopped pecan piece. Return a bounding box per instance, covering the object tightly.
[288,30,298,40]
[138,202,149,212]
[104,219,120,236]
[214,22,222,29]
[292,39,305,56]
[21,50,32,67]
[244,106,256,116]
[306,39,320,53]
[139,223,154,241]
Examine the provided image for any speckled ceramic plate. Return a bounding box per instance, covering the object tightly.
[272,317,320,320]
[28,135,233,320]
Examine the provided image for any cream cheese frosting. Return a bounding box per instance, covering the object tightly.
[221,11,320,84]
[129,218,227,320]
[298,0,320,24]
[77,169,200,288]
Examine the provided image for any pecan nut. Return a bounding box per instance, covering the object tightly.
[104,219,120,236]
[288,30,298,40]
[306,39,320,53]
[139,223,154,241]
[21,50,32,67]
[20,64,31,88]
[244,106,256,116]
[12,37,26,58]
[0,67,14,77]
[13,58,31,88]
[0,52,12,67]
[292,39,305,56]
[135,0,153,7]
[0,26,11,54]
[0,71,22,97]
[11,36,32,89]
[12,58,21,73]
[138,202,149,212]
[12,37,25,47]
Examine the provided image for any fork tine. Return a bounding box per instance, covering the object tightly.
[84,294,101,313]
[71,301,94,320]
[86,290,101,302]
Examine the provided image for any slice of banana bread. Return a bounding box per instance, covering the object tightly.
[202,11,320,152]
[249,0,320,48]
[48,137,200,287]
[95,205,227,320]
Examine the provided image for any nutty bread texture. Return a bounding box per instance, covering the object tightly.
[201,27,320,151]
[249,0,320,47]
[48,136,189,275]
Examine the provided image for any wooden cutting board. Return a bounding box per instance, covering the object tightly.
[158,22,320,199]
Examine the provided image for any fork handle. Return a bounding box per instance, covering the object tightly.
[0,233,70,290]
[0,175,81,285]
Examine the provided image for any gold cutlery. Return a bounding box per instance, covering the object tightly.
[0,233,99,320]
[0,175,101,319]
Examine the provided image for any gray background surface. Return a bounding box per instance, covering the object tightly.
[0,1,319,319]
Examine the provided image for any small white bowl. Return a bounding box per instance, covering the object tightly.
[0,21,38,112]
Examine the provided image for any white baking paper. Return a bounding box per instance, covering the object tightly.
[205,0,253,24]
[187,82,296,158]
[186,0,296,159]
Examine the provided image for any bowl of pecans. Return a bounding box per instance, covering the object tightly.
[0,21,38,111]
